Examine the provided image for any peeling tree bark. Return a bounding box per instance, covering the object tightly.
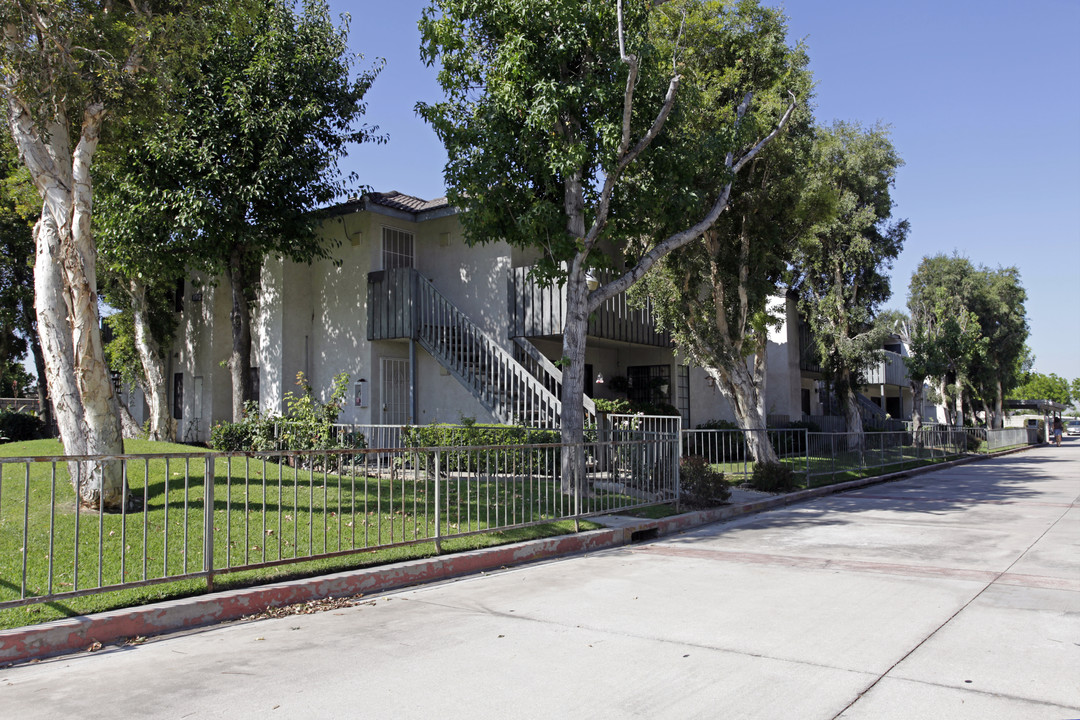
[9,102,126,510]
[128,277,175,441]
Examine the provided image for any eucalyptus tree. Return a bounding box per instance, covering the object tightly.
[906,254,1026,427]
[637,1,813,463]
[136,0,382,422]
[418,0,797,488]
[968,266,1028,427]
[1,0,203,509]
[792,122,908,442]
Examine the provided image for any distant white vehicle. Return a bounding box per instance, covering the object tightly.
[1066,420,1080,436]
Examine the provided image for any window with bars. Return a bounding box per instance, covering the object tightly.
[382,227,414,269]
[676,365,690,425]
[627,365,671,405]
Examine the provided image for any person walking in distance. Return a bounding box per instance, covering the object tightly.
[1052,416,1063,447]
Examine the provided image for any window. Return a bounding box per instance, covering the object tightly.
[174,278,185,312]
[172,373,183,420]
[676,366,690,425]
[627,365,671,405]
[382,227,414,269]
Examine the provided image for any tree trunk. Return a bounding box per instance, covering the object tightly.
[710,349,779,465]
[559,266,590,495]
[842,377,863,451]
[939,378,954,426]
[129,278,175,441]
[227,248,255,422]
[12,102,126,510]
[36,212,125,509]
[908,379,924,434]
[29,325,51,433]
[992,379,1004,430]
[909,378,924,448]
[954,375,965,428]
[118,400,143,439]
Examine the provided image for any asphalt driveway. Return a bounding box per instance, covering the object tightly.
[2,440,1077,718]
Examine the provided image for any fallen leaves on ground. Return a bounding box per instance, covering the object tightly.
[241,594,365,622]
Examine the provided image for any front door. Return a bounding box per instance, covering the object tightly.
[381,357,409,425]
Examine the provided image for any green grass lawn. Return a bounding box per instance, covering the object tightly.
[704,442,966,489]
[0,439,632,630]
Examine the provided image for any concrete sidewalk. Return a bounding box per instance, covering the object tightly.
[1,440,1077,718]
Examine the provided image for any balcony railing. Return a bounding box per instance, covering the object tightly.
[799,324,908,387]
[863,350,909,387]
[508,267,671,347]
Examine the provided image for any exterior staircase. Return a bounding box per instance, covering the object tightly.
[368,268,594,428]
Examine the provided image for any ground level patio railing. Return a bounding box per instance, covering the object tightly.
[0,434,678,611]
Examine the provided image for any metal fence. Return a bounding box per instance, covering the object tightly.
[0,433,678,610]
[0,413,1040,612]
[682,427,810,483]
[681,427,973,486]
[805,429,967,485]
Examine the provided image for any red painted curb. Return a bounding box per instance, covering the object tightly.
[0,443,1033,667]
[0,526,630,667]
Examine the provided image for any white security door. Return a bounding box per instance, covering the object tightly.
[381,358,410,425]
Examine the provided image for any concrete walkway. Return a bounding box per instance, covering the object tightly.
[2,440,1077,718]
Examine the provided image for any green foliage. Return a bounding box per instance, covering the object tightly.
[794,122,908,421]
[907,253,1029,423]
[0,133,38,399]
[402,423,560,475]
[94,0,384,418]
[1010,371,1072,406]
[639,1,813,402]
[208,373,361,453]
[0,411,47,443]
[750,461,797,493]
[594,398,680,416]
[679,455,730,507]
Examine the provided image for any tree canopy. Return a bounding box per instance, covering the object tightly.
[907,253,1028,427]
[419,0,799,479]
[792,121,908,436]
[95,0,383,421]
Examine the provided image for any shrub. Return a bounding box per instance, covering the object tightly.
[696,419,739,431]
[679,456,730,507]
[0,411,47,443]
[750,462,798,493]
[403,423,559,475]
[208,419,255,452]
[208,373,357,455]
[594,399,679,416]
[685,420,748,463]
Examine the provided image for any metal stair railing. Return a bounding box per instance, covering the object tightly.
[512,337,596,427]
[412,271,568,428]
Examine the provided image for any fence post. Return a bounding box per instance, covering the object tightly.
[804,429,810,489]
[674,421,682,512]
[204,455,216,593]
[434,449,442,555]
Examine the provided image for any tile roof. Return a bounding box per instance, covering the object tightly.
[367,191,450,213]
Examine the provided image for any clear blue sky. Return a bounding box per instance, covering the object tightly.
[329,0,1080,381]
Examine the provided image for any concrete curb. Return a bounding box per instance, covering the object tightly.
[0,444,1034,667]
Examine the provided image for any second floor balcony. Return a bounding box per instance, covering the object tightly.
[508,266,671,347]
[799,322,909,386]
